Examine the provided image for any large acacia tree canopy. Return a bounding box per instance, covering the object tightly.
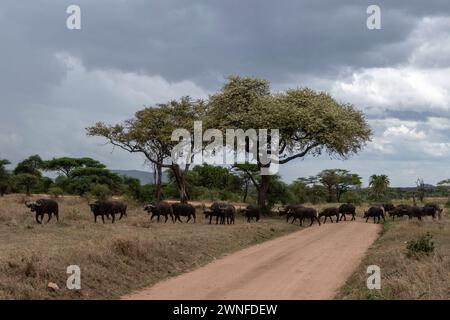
[87,76,371,169]
[87,97,207,165]
[207,76,372,164]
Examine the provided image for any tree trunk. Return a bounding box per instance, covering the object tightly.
[257,175,271,212]
[26,184,31,196]
[155,163,162,201]
[171,165,189,203]
[242,180,249,203]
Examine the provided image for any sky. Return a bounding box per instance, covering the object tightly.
[1,0,450,187]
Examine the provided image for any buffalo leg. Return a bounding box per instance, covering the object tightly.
[36,214,42,224]
[366,216,369,223]
[309,217,314,226]
[164,215,169,223]
[47,213,52,223]
[94,215,97,223]
[101,215,105,223]
[351,214,355,221]
[111,214,115,224]
[186,215,191,223]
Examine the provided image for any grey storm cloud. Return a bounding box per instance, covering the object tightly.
[1,0,450,186]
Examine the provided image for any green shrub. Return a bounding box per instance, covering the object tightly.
[90,184,111,201]
[406,232,435,257]
[445,198,450,209]
[48,186,64,198]
[340,191,363,205]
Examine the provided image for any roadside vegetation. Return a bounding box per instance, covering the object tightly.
[338,198,449,300]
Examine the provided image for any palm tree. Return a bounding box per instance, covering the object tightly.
[369,174,390,201]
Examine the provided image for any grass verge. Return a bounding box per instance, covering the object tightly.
[337,216,450,299]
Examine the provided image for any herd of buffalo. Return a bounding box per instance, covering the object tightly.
[23,198,443,226]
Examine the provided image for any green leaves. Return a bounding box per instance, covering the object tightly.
[44,157,106,176]
[369,174,391,201]
[207,77,372,165]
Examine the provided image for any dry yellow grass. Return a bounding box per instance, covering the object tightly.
[338,202,450,300]
[0,194,299,300]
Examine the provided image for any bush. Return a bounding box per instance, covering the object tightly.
[406,232,435,257]
[48,186,64,198]
[445,198,450,209]
[340,191,363,205]
[90,184,111,201]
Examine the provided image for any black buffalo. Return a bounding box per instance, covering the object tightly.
[383,204,396,216]
[397,205,424,220]
[290,207,321,227]
[219,203,236,225]
[25,199,59,224]
[240,205,260,223]
[338,203,356,221]
[172,203,196,223]
[89,200,127,223]
[364,206,385,223]
[318,207,339,224]
[422,203,443,219]
[388,204,410,220]
[144,202,173,223]
[279,204,303,222]
[203,202,223,224]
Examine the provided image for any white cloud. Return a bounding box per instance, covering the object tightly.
[330,16,450,115]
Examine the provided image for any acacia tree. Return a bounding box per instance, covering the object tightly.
[318,169,361,203]
[207,76,372,210]
[87,97,206,202]
[13,155,44,196]
[44,157,105,177]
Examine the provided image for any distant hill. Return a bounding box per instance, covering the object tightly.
[112,169,169,185]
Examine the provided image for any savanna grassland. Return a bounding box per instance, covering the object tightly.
[0,194,299,299]
[338,198,450,300]
[0,194,448,300]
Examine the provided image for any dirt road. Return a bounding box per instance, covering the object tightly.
[123,220,381,300]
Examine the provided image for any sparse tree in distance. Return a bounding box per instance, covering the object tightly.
[317,169,361,203]
[15,173,38,196]
[369,174,390,201]
[416,178,426,203]
[0,159,12,196]
[44,157,105,177]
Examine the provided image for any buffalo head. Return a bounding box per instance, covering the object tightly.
[25,201,40,212]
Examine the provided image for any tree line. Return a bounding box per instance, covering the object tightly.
[1,156,448,208]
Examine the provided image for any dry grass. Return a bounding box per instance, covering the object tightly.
[0,194,299,300]
[338,199,450,300]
